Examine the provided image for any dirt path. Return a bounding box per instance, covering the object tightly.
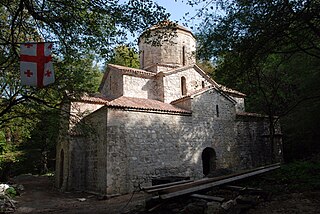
[12,175,146,214]
[10,174,320,213]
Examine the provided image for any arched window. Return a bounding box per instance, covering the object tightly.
[202,80,205,88]
[109,76,112,91]
[182,46,186,66]
[181,76,187,95]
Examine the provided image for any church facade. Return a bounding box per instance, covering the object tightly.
[55,22,282,195]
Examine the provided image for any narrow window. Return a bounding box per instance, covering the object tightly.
[109,75,112,91]
[182,46,186,66]
[141,50,144,68]
[216,105,219,117]
[181,76,187,95]
[202,80,205,88]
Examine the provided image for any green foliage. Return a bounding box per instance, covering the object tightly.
[196,0,320,61]
[5,187,16,198]
[0,0,168,126]
[108,45,140,68]
[196,60,216,78]
[243,158,320,194]
[195,0,320,160]
[0,0,169,178]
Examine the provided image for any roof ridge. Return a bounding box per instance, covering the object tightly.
[77,95,191,114]
[218,84,246,97]
[108,64,155,76]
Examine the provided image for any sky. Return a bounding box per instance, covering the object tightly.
[126,0,209,44]
[154,0,205,28]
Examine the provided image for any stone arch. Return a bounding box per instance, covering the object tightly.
[202,147,216,176]
[59,149,64,188]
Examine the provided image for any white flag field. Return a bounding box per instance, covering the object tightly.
[20,42,55,87]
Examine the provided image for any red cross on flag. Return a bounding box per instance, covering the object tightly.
[20,42,55,87]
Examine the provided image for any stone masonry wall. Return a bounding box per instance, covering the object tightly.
[163,67,210,103]
[69,101,104,130]
[105,89,243,195]
[122,75,162,100]
[100,69,123,98]
[235,115,283,167]
[231,97,245,112]
[60,91,280,195]
[62,107,108,194]
[139,28,196,70]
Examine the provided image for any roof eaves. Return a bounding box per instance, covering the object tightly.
[108,64,155,77]
[218,84,247,97]
[105,103,192,115]
[188,86,237,104]
[170,95,192,105]
[98,67,111,92]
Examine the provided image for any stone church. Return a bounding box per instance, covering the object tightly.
[55,22,282,196]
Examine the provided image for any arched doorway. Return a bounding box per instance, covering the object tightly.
[202,147,216,176]
[59,149,64,188]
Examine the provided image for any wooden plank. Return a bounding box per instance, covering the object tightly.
[148,202,166,212]
[190,194,225,202]
[159,165,280,200]
[223,185,263,192]
[143,179,194,192]
[155,163,280,194]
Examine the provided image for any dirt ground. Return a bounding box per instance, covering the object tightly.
[247,191,320,214]
[10,175,320,214]
[11,175,146,214]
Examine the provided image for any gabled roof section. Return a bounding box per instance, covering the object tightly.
[158,64,220,87]
[158,64,246,98]
[78,95,191,115]
[170,86,237,105]
[99,63,156,92]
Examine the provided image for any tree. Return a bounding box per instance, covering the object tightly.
[0,0,168,127]
[196,59,216,78]
[194,0,320,160]
[0,0,169,176]
[108,45,140,68]
[195,0,320,61]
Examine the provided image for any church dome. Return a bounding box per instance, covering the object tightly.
[138,20,196,71]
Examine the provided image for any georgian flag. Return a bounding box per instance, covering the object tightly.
[20,42,55,87]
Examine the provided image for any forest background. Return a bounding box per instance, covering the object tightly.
[0,0,319,179]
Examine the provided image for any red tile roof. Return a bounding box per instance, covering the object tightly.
[79,95,191,114]
[108,64,155,77]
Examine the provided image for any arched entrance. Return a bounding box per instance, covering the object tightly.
[202,147,216,176]
[59,149,64,188]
